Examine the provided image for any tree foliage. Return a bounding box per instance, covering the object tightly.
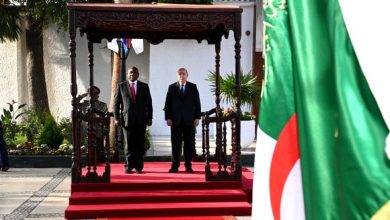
[0,6,22,42]
[0,0,114,40]
[26,0,69,31]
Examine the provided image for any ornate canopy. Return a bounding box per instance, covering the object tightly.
[67,3,243,182]
[68,3,242,44]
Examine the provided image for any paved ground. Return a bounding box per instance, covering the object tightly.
[0,136,254,220]
[0,168,70,220]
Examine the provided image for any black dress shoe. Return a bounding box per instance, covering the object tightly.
[125,168,133,174]
[2,165,9,172]
[135,169,142,174]
[185,168,194,173]
[168,168,179,173]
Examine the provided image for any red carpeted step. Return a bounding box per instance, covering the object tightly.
[71,181,243,192]
[97,216,237,220]
[241,167,254,203]
[70,189,248,205]
[65,201,252,219]
[66,162,253,219]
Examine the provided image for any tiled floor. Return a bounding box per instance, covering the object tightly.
[0,168,70,220]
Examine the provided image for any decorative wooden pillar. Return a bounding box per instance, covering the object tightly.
[214,40,222,115]
[69,9,81,183]
[206,41,223,179]
[85,40,98,179]
[233,14,242,180]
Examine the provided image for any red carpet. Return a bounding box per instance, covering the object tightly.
[65,162,252,219]
[97,216,237,220]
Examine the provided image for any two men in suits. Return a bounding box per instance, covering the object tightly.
[164,68,201,173]
[114,66,153,174]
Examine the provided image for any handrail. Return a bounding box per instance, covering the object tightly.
[201,108,241,181]
[72,101,112,183]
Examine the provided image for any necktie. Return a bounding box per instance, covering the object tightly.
[180,85,184,94]
[130,82,136,100]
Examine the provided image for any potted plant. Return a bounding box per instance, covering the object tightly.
[206,69,260,148]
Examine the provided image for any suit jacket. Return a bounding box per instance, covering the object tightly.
[114,80,153,127]
[164,81,201,126]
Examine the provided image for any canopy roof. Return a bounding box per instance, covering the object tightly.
[67,3,242,44]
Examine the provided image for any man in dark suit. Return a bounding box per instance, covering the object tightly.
[114,66,153,174]
[164,68,201,173]
[0,121,10,171]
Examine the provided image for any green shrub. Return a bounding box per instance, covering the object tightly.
[20,108,48,143]
[37,115,64,149]
[145,128,151,151]
[0,101,27,145]
[1,104,72,155]
[14,133,28,146]
[58,118,72,145]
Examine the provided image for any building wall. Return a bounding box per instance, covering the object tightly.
[0,41,19,111]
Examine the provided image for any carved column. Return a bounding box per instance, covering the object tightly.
[215,40,223,170]
[69,10,81,183]
[233,13,242,180]
[86,41,98,179]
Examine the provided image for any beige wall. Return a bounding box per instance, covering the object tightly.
[0,41,19,111]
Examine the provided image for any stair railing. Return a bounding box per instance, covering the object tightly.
[202,107,242,181]
[72,100,111,183]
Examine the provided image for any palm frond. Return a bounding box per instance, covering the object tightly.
[206,69,261,107]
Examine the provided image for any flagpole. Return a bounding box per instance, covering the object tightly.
[118,39,127,82]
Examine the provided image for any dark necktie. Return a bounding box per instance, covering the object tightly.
[130,82,136,100]
[180,85,184,94]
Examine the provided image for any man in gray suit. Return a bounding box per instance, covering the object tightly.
[114,66,153,174]
[164,68,201,173]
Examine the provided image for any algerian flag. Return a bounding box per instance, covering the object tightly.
[252,0,390,219]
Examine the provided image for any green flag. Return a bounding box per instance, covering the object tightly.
[252,0,390,219]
